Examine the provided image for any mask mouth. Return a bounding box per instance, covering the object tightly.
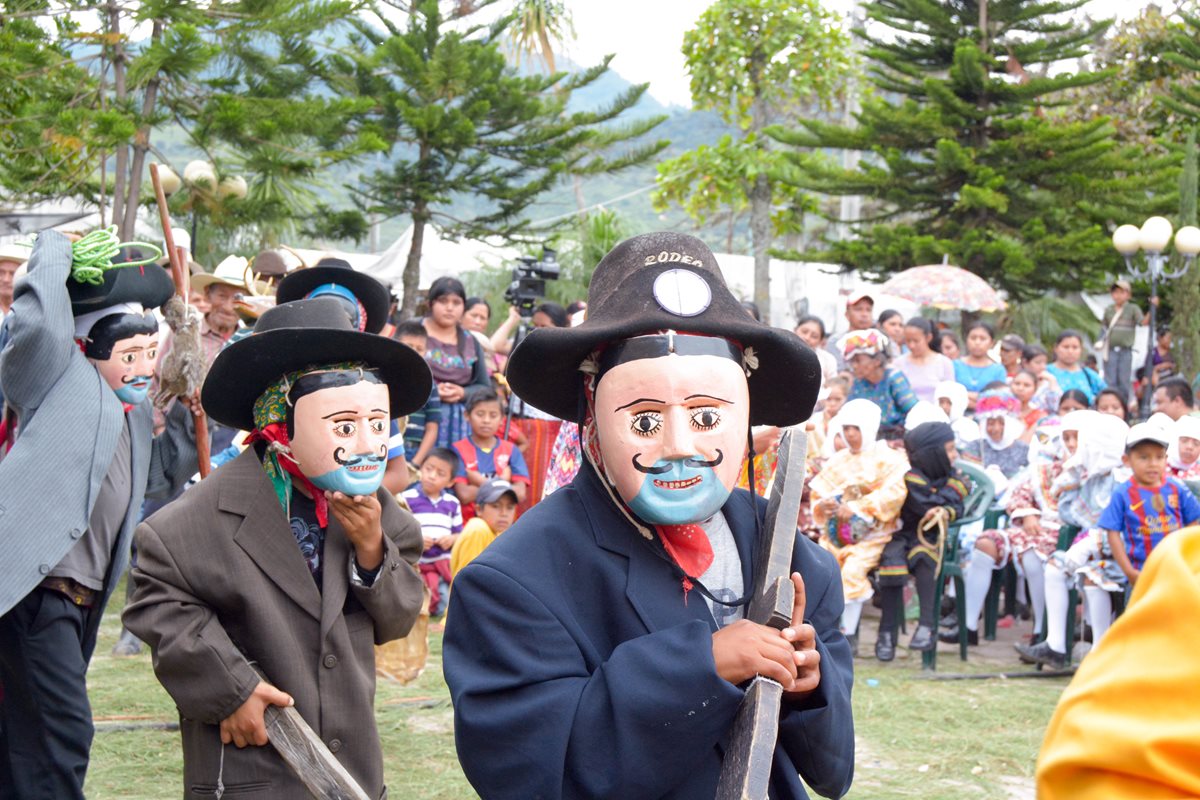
[334,447,386,467]
[123,376,152,387]
[652,475,702,490]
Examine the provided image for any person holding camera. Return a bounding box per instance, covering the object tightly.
[490,301,570,512]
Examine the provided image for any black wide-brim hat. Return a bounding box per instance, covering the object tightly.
[203,296,432,431]
[67,259,175,316]
[506,232,821,426]
[275,258,390,334]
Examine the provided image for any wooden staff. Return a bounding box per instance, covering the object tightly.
[149,163,211,479]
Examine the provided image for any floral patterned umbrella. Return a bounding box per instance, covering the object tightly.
[877,263,1007,313]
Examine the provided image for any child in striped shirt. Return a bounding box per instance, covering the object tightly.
[401,447,463,617]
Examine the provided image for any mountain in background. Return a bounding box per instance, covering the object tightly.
[145,45,744,256]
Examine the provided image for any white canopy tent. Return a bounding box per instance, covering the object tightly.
[359,225,520,291]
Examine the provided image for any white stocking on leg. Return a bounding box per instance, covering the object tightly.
[1043,561,1070,654]
[1020,550,1046,636]
[963,553,995,632]
[841,598,866,636]
[1083,586,1113,649]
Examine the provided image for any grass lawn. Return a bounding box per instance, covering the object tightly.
[85,584,1064,799]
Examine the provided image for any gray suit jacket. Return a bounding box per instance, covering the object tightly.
[0,232,198,655]
[123,447,424,800]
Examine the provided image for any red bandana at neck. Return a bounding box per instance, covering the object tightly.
[581,373,715,602]
[246,422,331,527]
[655,523,715,603]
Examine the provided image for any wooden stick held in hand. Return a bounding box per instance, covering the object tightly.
[149,163,211,479]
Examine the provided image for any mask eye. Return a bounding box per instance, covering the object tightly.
[333,421,356,438]
[121,352,136,364]
[370,419,385,435]
[690,407,721,431]
[630,412,662,437]
[146,349,157,361]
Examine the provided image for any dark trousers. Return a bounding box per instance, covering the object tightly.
[878,531,938,635]
[0,589,93,800]
[1104,346,1133,405]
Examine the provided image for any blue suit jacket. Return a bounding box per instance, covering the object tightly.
[444,462,855,799]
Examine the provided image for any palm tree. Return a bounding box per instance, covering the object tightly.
[508,0,574,73]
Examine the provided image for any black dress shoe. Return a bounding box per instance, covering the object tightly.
[1014,641,1067,669]
[875,630,896,662]
[939,612,958,629]
[937,626,979,646]
[908,624,935,652]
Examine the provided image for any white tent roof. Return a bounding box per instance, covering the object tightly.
[360,225,519,290]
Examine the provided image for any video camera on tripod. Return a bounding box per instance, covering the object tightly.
[504,246,559,316]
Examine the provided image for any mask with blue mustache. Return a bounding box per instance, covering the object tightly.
[627,452,729,525]
[115,376,153,405]
[308,447,388,496]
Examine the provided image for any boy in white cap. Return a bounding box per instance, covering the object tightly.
[1103,422,1200,586]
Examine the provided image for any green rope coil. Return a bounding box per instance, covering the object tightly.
[23,226,165,285]
[66,226,163,285]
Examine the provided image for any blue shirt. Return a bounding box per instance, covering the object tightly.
[1098,478,1200,569]
[1045,364,1105,404]
[452,437,531,485]
[953,360,1007,394]
[849,368,917,428]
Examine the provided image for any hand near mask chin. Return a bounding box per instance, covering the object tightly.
[326,491,384,571]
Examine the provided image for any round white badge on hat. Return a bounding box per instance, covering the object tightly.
[653,269,711,317]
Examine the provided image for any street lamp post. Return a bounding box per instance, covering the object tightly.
[1111,217,1200,418]
[166,160,249,261]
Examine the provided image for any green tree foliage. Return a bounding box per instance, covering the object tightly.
[0,2,97,198]
[653,0,853,312]
[341,0,665,317]
[1168,128,1200,379]
[1063,6,1194,147]
[1,1,372,256]
[502,0,666,214]
[170,1,384,257]
[1162,10,1200,124]
[771,0,1176,301]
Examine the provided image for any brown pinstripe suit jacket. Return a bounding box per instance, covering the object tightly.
[124,447,423,799]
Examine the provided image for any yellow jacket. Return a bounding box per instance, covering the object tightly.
[450,517,500,578]
[1037,524,1200,798]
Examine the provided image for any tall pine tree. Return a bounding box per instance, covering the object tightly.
[1161,12,1200,377]
[771,0,1175,300]
[339,0,665,317]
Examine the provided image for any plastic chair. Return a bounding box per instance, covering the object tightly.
[923,461,995,670]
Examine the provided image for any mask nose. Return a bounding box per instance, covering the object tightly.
[660,406,694,461]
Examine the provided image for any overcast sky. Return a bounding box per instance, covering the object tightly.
[558,0,1170,108]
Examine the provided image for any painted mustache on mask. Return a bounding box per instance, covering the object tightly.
[122,375,153,385]
[632,451,724,474]
[333,446,388,466]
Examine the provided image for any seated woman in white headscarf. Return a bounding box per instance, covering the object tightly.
[810,399,909,654]
[934,380,980,455]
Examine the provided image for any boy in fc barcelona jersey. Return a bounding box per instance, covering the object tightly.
[1100,422,1200,586]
